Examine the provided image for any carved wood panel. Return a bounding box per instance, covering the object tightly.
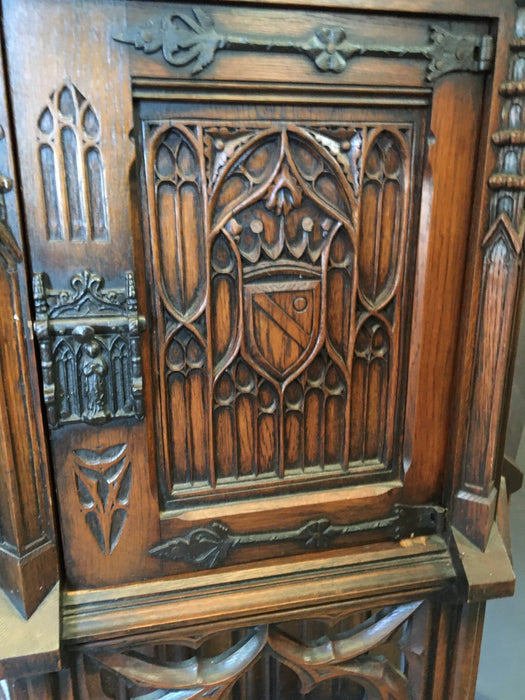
[37,80,108,243]
[140,112,415,507]
[78,602,429,699]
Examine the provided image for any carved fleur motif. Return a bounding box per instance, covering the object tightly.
[47,270,125,318]
[115,8,222,74]
[297,518,333,548]
[309,128,363,194]
[72,444,131,555]
[203,127,254,188]
[150,521,234,569]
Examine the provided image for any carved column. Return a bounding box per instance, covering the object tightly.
[452,7,525,549]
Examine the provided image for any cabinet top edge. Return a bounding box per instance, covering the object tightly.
[158,0,515,20]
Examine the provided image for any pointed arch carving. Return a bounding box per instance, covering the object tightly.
[37,80,108,242]
[141,115,415,502]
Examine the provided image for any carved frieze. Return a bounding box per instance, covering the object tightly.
[114,8,494,81]
[32,270,146,428]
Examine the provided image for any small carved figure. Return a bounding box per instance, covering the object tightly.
[74,325,110,423]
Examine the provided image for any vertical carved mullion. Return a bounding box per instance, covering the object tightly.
[453,8,525,549]
[196,123,216,490]
[79,114,92,243]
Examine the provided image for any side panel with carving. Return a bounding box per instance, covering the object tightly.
[49,424,159,587]
[452,10,525,549]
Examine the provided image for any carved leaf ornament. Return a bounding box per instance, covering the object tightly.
[87,602,422,699]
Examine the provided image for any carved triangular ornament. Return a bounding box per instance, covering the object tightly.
[482,212,524,255]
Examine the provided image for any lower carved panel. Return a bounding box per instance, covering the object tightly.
[76,602,428,699]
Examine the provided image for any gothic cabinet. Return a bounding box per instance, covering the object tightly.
[0,0,523,697]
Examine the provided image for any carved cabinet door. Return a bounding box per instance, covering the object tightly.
[0,0,513,591]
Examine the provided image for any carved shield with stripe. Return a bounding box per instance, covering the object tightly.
[243,279,321,381]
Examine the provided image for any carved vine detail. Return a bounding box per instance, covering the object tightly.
[149,504,445,568]
[33,270,146,427]
[37,80,109,242]
[72,444,131,555]
[86,602,424,699]
[114,8,493,81]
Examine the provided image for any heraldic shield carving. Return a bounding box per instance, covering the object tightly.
[243,279,321,382]
[210,128,353,390]
[144,118,410,493]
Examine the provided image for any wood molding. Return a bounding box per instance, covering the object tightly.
[62,535,455,644]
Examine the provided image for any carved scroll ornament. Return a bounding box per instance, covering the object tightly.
[33,270,146,428]
[114,8,493,81]
[87,602,423,699]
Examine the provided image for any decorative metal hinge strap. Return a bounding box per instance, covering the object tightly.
[150,504,446,569]
[114,9,494,82]
[32,269,146,428]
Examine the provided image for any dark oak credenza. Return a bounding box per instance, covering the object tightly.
[0,1,523,697]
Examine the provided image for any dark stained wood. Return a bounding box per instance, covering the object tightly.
[0,35,58,619]
[0,0,522,695]
[445,602,487,700]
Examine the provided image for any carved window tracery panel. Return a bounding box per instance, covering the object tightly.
[37,80,109,242]
[79,602,429,699]
[141,112,415,505]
